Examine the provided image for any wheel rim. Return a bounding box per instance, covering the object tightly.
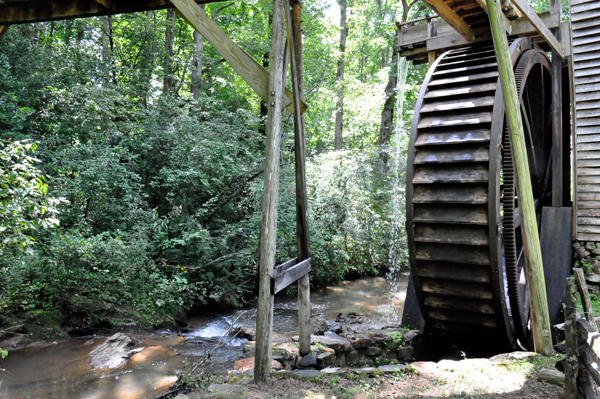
[406,38,552,350]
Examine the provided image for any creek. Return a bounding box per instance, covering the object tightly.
[0,274,409,399]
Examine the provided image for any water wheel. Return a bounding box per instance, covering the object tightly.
[406,37,553,351]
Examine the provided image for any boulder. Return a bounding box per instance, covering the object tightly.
[243,341,256,353]
[365,347,382,357]
[353,337,372,349]
[367,332,387,345]
[398,346,414,361]
[317,351,336,368]
[403,330,422,343]
[538,368,565,387]
[89,333,140,369]
[353,367,377,376]
[311,335,351,354]
[299,353,318,367]
[233,357,282,372]
[275,343,299,359]
[490,351,541,363]
[321,367,349,375]
[316,321,343,335]
[291,369,320,380]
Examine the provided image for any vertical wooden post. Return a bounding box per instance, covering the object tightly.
[255,0,286,382]
[550,0,563,207]
[427,17,437,67]
[565,277,579,399]
[0,25,9,41]
[287,0,311,356]
[486,0,553,356]
[574,268,597,326]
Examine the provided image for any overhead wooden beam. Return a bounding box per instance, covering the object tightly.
[510,0,565,59]
[422,0,475,41]
[171,0,306,114]
[474,0,511,33]
[0,0,224,24]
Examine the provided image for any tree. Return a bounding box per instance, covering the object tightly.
[0,140,64,255]
[191,4,206,100]
[334,0,349,151]
[163,8,176,95]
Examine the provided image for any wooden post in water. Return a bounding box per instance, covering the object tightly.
[255,0,286,382]
[288,0,312,356]
[486,0,553,356]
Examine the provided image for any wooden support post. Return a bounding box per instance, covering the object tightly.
[288,0,312,356]
[427,17,437,67]
[510,0,565,58]
[565,277,579,399]
[487,0,553,356]
[550,0,563,207]
[422,0,474,41]
[574,268,597,327]
[254,0,286,382]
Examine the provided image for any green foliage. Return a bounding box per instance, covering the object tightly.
[0,140,65,255]
[576,260,594,274]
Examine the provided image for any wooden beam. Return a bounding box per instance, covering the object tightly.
[422,0,475,41]
[510,0,565,59]
[288,0,312,357]
[172,0,306,115]
[474,0,511,33]
[487,0,553,356]
[551,0,563,207]
[0,0,224,24]
[565,278,579,399]
[253,0,285,383]
[272,258,311,294]
[575,268,597,326]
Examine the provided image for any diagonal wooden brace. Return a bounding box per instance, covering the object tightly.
[171,0,307,114]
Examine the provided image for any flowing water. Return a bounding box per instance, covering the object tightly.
[0,276,409,399]
[385,55,410,321]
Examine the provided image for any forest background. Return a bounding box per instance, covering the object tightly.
[0,0,560,332]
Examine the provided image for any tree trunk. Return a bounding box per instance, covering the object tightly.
[101,16,112,84]
[377,0,415,147]
[163,8,176,95]
[334,0,349,151]
[191,4,205,100]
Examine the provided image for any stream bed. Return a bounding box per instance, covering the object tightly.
[0,273,409,399]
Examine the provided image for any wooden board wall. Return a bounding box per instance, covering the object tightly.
[571,0,600,241]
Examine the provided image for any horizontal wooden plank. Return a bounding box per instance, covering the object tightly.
[437,56,497,70]
[579,193,600,201]
[424,83,497,99]
[578,168,600,176]
[423,295,495,314]
[414,146,489,164]
[578,134,600,143]
[576,232,600,241]
[578,143,600,151]
[420,96,495,113]
[430,320,501,339]
[417,261,491,283]
[578,225,600,233]
[578,217,600,225]
[578,175,600,184]
[575,99,600,109]
[577,117,600,127]
[575,68,600,79]
[576,108,600,118]
[415,128,491,146]
[413,204,489,225]
[418,112,492,128]
[274,258,298,276]
[573,51,600,63]
[420,278,493,298]
[577,126,600,135]
[572,24,600,39]
[412,184,488,204]
[432,62,498,77]
[578,184,600,193]
[573,34,600,48]
[575,58,600,71]
[414,224,489,245]
[577,150,600,159]
[574,43,600,56]
[577,159,600,167]
[428,71,499,87]
[575,74,600,86]
[576,91,600,103]
[578,209,600,217]
[578,200,600,208]
[572,1,600,16]
[425,307,497,327]
[413,164,489,184]
[272,258,311,294]
[576,83,600,94]
[572,10,600,23]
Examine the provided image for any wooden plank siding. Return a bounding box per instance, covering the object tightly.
[572,0,600,240]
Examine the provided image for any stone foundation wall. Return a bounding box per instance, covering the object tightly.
[573,242,600,271]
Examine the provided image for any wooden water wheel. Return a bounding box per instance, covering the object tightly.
[406,37,553,350]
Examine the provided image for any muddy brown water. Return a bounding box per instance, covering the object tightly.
[0,273,409,399]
